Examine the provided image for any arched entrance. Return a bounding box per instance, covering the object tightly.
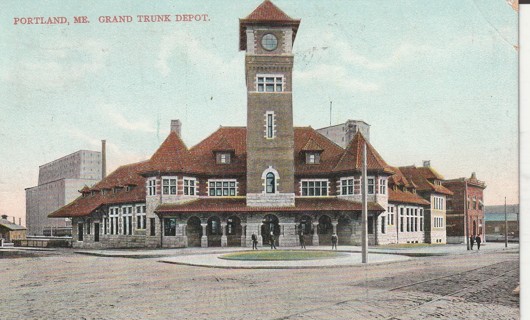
[261,214,280,247]
[337,215,353,245]
[297,215,313,246]
[207,216,222,247]
[318,215,333,245]
[226,216,242,247]
[186,216,202,247]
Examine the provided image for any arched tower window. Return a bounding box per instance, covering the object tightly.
[266,172,275,193]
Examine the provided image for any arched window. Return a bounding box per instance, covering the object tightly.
[266,172,275,193]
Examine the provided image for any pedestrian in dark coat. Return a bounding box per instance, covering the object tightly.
[475,235,482,250]
[270,231,277,249]
[470,235,475,250]
[299,232,306,249]
[331,233,338,250]
[251,233,258,250]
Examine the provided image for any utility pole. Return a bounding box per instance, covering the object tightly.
[504,197,508,248]
[329,101,332,126]
[464,180,470,250]
[361,141,368,263]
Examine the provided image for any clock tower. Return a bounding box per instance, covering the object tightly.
[240,0,300,207]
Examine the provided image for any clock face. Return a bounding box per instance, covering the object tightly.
[261,33,278,51]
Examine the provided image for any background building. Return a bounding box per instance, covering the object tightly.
[25,147,104,236]
[317,120,370,148]
[0,215,26,243]
[443,172,487,244]
[484,204,519,242]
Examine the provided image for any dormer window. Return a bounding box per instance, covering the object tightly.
[305,152,320,164]
[216,152,231,164]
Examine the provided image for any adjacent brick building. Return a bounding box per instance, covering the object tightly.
[443,173,487,244]
[49,0,455,249]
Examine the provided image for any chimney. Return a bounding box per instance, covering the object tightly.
[19,218,22,225]
[423,160,431,167]
[13,217,15,224]
[471,172,477,179]
[1,215,7,220]
[101,140,107,179]
[170,120,182,137]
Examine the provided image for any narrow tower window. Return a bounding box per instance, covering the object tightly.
[266,172,275,193]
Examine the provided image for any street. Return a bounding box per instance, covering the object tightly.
[0,248,519,319]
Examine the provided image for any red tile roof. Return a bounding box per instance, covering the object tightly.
[189,127,247,175]
[243,0,297,22]
[294,127,345,175]
[398,166,453,196]
[333,132,394,174]
[49,161,148,218]
[301,138,324,152]
[239,0,301,51]
[141,131,195,175]
[155,197,384,214]
[388,188,430,206]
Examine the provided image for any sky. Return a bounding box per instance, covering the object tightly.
[0,0,518,225]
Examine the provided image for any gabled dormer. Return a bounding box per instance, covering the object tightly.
[212,137,235,164]
[79,185,91,198]
[300,138,323,164]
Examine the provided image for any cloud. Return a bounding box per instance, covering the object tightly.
[333,39,433,70]
[296,64,379,92]
[3,39,108,90]
[104,108,156,133]
[155,30,240,79]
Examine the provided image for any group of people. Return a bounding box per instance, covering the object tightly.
[469,234,482,250]
[250,232,339,250]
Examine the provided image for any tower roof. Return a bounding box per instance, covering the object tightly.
[140,131,195,174]
[333,132,394,174]
[239,0,301,51]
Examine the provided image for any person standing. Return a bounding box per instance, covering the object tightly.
[270,231,277,250]
[475,235,482,250]
[331,233,338,250]
[469,235,475,250]
[251,233,258,250]
[299,232,306,249]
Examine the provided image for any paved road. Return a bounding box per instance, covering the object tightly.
[0,249,519,319]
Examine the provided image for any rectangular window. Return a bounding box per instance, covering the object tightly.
[104,217,108,235]
[379,178,386,195]
[420,217,423,231]
[86,219,91,235]
[147,178,156,196]
[340,178,354,195]
[184,178,197,195]
[208,180,237,197]
[381,216,386,234]
[301,180,328,196]
[162,177,177,195]
[135,205,146,230]
[257,75,283,92]
[367,178,375,195]
[216,153,231,164]
[265,111,275,139]
[400,217,404,232]
[164,218,176,236]
[305,152,320,164]
[150,218,156,236]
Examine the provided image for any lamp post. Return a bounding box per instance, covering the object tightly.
[361,141,368,263]
[504,197,508,248]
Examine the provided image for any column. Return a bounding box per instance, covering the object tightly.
[221,222,227,247]
[332,221,338,234]
[240,223,247,247]
[201,223,208,248]
[312,222,319,246]
[245,222,262,247]
[182,224,188,247]
[279,222,296,247]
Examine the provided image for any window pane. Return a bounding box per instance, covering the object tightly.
[230,182,235,187]
[230,189,235,196]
